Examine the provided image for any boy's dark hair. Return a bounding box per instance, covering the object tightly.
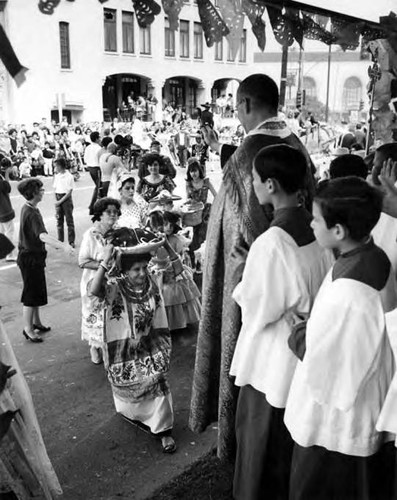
[91,197,121,222]
[163,211,181,234]
[54,157,67,170]
[375,143,397,162]
[1,157,11,169]
[141,153,164,167]
[8,128,17,136]
[253,144,307,194]
[186,160,204,181]
[101,136,113,148]
[329,154,368,180]
[18,178,44,200]
[59,127,68,136]
[90,131,100,143]
[315,177,382,241]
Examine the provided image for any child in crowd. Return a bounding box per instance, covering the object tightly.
[231,145,332,500]
[149,210,201,332]
[53,157,75,248]
[42,141,55,176]
[19,156,31,179]
[284,177,396,500]
[0,162,17,261]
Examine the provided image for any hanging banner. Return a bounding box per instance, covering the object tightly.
[217,0,245,61]
[197,0,229,47]
[0,23,27,86]
[161,0,184,31]
[132,0,162,28]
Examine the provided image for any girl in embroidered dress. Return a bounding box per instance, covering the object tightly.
[79,198,121,364]
[89,227,177,453]
[150,210,201,332]
[185,159,217,267]
[115,174,148,230]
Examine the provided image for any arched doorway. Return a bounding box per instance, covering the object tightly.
[163,76,202,117]
[212,78,240,116]
[342,76,362,110]
[102,73,151,121]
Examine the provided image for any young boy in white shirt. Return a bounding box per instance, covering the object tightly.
[285,177,396,499]
[53,157,75,248]
[231,144,332,500]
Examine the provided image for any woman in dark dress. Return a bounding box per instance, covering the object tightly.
[17,178,74,343]
[136,153,176,203]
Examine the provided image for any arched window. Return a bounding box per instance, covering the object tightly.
[303,76,317,99]
[343,77,362,109]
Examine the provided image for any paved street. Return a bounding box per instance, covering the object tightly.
[0,161,222,499]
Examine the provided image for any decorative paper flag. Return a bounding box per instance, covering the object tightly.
[38,0,61,15]
[331,18,363,51]
[217,0,245,61]
[241,0,266,51]
[285,8,304,48]
[301,13,335,45]
[132,0,162,28]
[267,6,294,47]
[197,0,229,48]
[0,23,28,86]
[162,0,184,31]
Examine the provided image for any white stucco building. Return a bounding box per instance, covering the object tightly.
[0,0,257,124]
[0,0,372,125]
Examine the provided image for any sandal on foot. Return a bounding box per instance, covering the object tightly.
[161,436,176,454]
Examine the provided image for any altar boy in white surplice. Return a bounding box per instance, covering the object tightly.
[285,177,397,500]
[230,145,332,500]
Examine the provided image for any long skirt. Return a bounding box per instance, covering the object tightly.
[234,384,293,500]
[113,391,174,435]
[290,441,396,500]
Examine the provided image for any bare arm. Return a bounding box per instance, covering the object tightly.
[55,189,72,207]
[90,244,113,297]
[39,232,75,255]
[208,179,217,199]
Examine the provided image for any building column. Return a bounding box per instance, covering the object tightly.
[198,79,213,106]
[148,78,164,122]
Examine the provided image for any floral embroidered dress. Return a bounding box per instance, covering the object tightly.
[150,234,201,331]
[136,176,176,203]
[79,225,106,348]
[115,195,148,229]
[97,275,173,434]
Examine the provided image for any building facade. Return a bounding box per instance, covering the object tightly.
[0,0,257,125]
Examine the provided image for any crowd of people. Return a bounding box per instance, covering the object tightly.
[2,72,397,499]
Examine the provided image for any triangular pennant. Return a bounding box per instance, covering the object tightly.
[301,13,335,45]
[267,6,294,47]
[250,15,266,51]
[197,0,229,48]
[132,0,161,28]
[162,0,184,31]
[331,18,363,51]
[217,0,244,61]
[0,23,28,85]
[285,8,304,48]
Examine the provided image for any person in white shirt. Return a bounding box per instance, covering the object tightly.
[53,157,75,247]
[84,131,102,215]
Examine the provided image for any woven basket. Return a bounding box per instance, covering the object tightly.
[182,207,203,227]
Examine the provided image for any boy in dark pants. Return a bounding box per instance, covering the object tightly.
[53,158,75,247]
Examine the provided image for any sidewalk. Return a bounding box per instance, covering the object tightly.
[5,293,217,500]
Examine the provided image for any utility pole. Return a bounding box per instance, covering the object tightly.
[279,43,289,107]
[325,45,332,122]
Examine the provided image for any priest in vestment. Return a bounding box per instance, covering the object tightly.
[189,73,315,460]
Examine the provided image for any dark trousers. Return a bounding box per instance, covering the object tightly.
[100,180,110,198]
[55,194,75,245]
[87,166,101,214]
[234,385,293,500]
[177,146,188,167]
[290,441,396,500]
